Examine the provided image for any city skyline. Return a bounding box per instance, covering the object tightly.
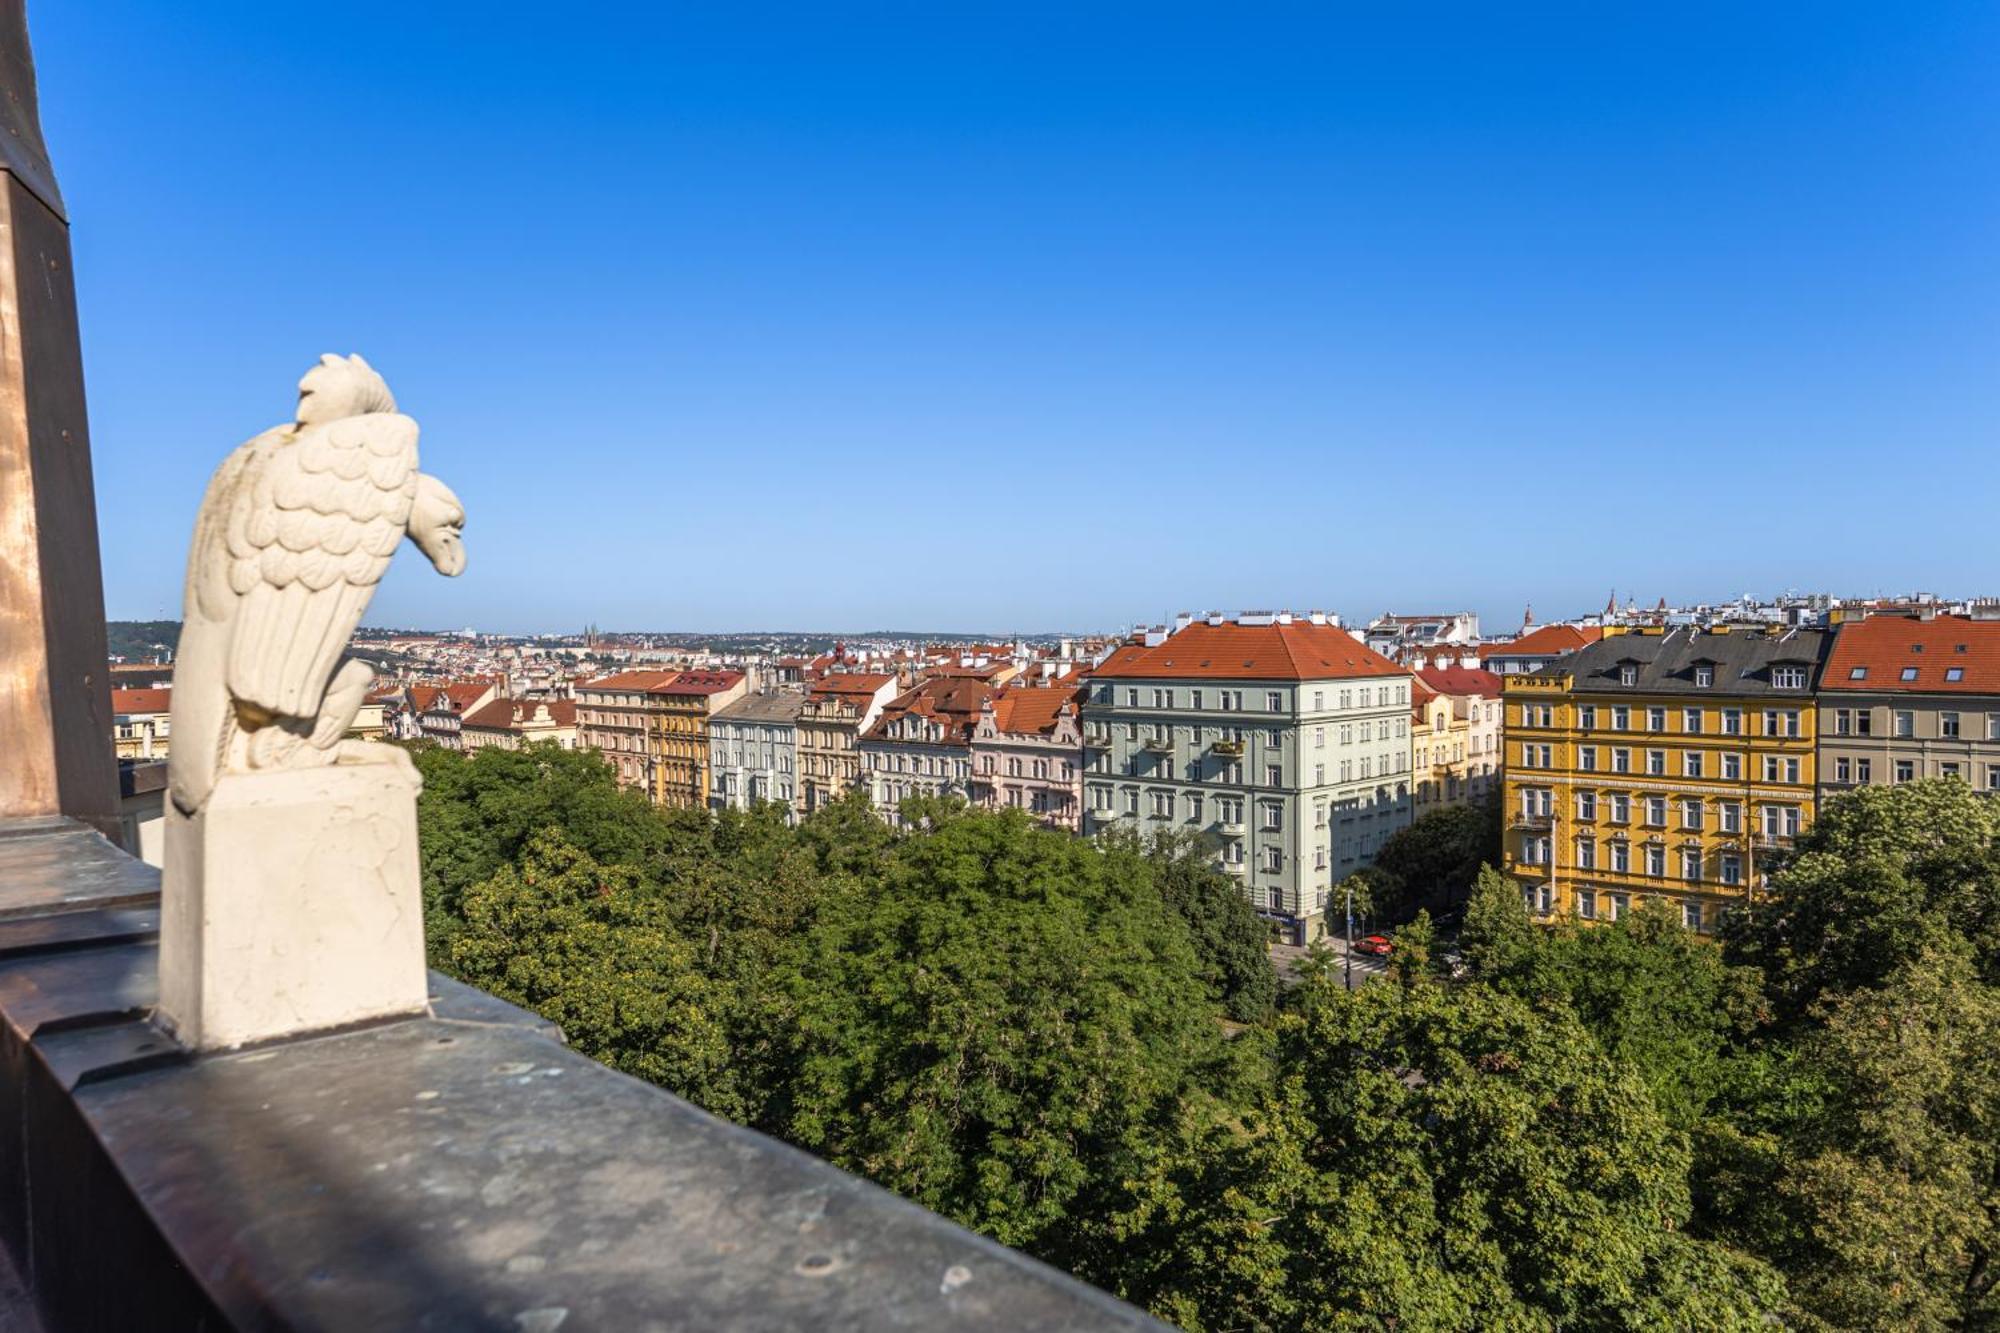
[42,3,2000,631]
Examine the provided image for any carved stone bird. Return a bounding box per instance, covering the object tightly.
[167,354,465,816]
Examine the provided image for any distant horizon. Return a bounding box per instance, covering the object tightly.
[104,580,1991,647]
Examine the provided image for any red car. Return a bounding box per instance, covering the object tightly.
[1353,934,1393,957]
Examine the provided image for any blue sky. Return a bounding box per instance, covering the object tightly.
[37,2,2000,634]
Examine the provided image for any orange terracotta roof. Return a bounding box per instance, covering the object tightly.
[463,698,579,730]
[1415,665,1505,698]
[1822,615,2000,694]
[111,687,171,714]
[989,685,1081,737]
[657,670,744,697]
[1478,625,1603,659]
[1091,621,1406,682]
[438,681,495,708]
[810,672,896,699]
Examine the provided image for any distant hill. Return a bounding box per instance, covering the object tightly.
[107,620,180,662]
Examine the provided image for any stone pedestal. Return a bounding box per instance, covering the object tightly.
[159,765,429,1050]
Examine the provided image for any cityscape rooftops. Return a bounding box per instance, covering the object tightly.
[1415,665,1504,698]
[1534,625,1834,696]
[1479,624,1603,661]
[712,691,810,725]
[988,685,1081,737]
[460,698,577,730]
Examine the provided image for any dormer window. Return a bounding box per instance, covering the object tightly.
[1618,665,1637,686]
[1694,666,1714,688]
[1771,666,1807,689]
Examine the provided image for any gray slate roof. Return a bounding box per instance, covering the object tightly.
[1534,626,1832,698]
[711,690,809,725]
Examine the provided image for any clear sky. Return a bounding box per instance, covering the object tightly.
[36,2,2000,635]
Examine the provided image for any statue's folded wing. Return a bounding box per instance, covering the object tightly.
[223,414,420,721]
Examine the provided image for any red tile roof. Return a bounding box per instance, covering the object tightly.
[1822,615,2000,694]
[1415,665,1505,698]
[657,670,745,697]
[462,698,579,730]
[865,676,993,745]
[1478,625,1602,660]
[438,681,496,708]
[1092,621,1406,682]
[989,686,1081,737]
[111,687,171,714]
[811,672,896,700]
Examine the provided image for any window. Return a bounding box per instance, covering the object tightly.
[1266,764,1283,787]
[1894,710,1914,738]
[1610,841,1630,873]
[1263,846,1283,872]
[1682,750,1703,778]
[1612,706,1631,730]
[1989,765,2000,792]
[1941,761,1962,781]
[1763,710,1801,738]
[1188,793,1204,822]
[1312,691,1323,710]
[1721,708,1742,736]
[1721,753,1741,780]
[1619,665,1637,686]
[1682,708,1703,733]
[1266,691,1283,712]
[1262,802,1283,830]
[1609,892,1630,921]
[1681,797,1704,829]
[1682,849,1702,882]
[1848,666,1868,680]
[1772,666,1807,689]
[1946,667,1964,683]
[1579,705,1598,729]
[1719,853,1742,886]
[1719,801,1741,833]
[1125,689,1139,707]
[1151,790,1173,817]
[1942,711,1961,738]
[1608,794,1630,824]
[1694,666,1714,688]
[1152,688,1171,708]
[1895,759,1915,783]
[1646,749,1666,776]
[1612,747,1631,773]
[1647,707,1666,732]
[1900,667,1919,682]
[1683,901,1704,931]
[1576,890,1597,919]
[1834,757,1851,784]
[1578,745,1599,771]
[1124,787,1140,814]
[1645,845,1665,877]
[1577,838,1597,870]
[1575,791,1597,821]
[1645,796,1667,827]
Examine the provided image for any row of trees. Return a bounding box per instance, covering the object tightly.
[417,744,1997,1330]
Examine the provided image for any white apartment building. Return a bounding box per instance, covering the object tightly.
[709,690,807,816]
[1080,612,1415,943]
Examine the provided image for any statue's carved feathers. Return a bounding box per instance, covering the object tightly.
[221,413,421,718]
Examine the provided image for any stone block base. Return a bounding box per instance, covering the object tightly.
[158,764,428,1050]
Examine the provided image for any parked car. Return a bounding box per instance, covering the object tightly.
[1353,934,1394,957]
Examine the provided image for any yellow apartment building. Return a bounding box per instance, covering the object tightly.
[647,671,748,808]
[1501,625,1831,933]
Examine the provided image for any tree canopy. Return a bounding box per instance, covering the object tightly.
[418,752,1999,1332]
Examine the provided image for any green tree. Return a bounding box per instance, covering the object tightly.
[1726,779,2000,1022]
[769,806,1228,1267]
[1456,863,1538,981]
[1143,828,1277,1022]
[448,829,740,1111]
[1372,794,1502,920]
[1770,943,2000,1330]
[1112,977,1786,1330]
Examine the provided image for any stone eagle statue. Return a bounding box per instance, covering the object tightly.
[167,355,465,817]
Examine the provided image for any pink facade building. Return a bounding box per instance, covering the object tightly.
[969,684,1085,830]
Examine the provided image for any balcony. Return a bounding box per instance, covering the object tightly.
[1213,819,1246,838]
[1510,811,1554,830]
[1141,736,1174,754]
[1209,738,1245,757]
[1753,831,1795,850]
